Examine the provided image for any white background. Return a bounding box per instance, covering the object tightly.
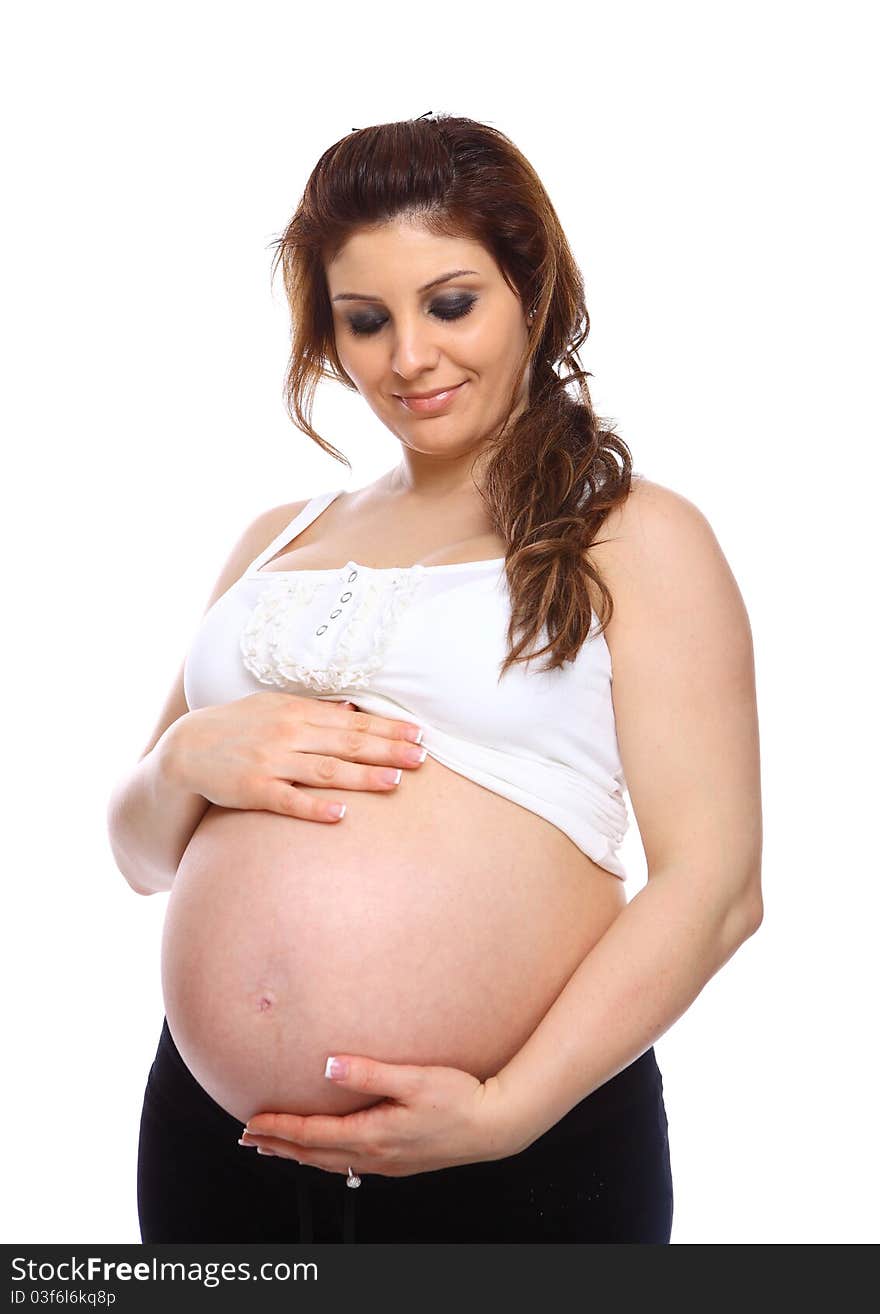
[2,0,877,1245]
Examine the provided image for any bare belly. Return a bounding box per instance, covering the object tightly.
[160,754,627,1124]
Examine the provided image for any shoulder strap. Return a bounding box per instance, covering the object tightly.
[245,487,346,573]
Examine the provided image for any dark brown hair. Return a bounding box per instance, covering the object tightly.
[269,112,634,679]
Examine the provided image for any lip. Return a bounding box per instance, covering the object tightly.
[395,381,467,413]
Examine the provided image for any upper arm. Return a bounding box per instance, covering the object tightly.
[594,479,763,916]
[137,498,309,761]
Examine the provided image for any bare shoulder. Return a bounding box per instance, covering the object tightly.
[134,494,313,762]
[588,474,762,891]
[252,496,312,545]
[593,473,711,555]
[589,475,740,629]
[203,496,313,596]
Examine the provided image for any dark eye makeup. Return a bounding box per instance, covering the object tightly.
[346,295,477,337]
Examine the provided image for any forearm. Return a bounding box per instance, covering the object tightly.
[494,868,762,1152]
[106,722,210,896]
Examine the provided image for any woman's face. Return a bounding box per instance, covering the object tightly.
[325,218,531,470]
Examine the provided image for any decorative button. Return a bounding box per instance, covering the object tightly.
[240,565,426,695]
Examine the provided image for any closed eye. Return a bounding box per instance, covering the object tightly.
[347,296,478,337]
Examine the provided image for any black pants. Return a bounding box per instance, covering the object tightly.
[138,1016,673,1243]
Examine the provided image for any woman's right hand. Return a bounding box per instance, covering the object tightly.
[162,692,426,822]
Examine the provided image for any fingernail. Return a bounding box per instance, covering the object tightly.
[324,1056,349,1079]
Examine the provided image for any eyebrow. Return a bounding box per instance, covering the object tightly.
[331,269,480,303]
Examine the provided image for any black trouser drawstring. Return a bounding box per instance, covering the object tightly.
[296,1167,357,1242]
[295,1169,313,1243]
[343,1178,357,1242]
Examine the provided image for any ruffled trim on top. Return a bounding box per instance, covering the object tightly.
[239,564,426,695]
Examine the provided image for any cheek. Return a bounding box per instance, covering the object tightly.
[465,343,521,393]
[334,331,366,376]
[341,346,385,394]
[338,355,370,393]
[460,312,524,369]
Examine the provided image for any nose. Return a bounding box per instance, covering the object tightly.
[389,313,442,382]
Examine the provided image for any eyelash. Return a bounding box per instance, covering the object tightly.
[347,297,477,337]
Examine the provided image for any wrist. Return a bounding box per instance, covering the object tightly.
[154,715,198,796]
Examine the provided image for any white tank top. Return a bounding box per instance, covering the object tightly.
[183,487,630,879]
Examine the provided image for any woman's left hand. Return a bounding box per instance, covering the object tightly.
[238,1054,521,1177]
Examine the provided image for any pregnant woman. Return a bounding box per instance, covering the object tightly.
[107,112,763,1244]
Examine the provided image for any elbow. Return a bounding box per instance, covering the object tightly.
[119,862,165,897]
[108,845,153,897]
[727,877,764,945]
[744,890,764,936]
[126,875,154,897]
[710,885,762,972]
[106,822,158,898]
[741,862,764,934]
[106,786,154,896]
[685,859,764,950]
